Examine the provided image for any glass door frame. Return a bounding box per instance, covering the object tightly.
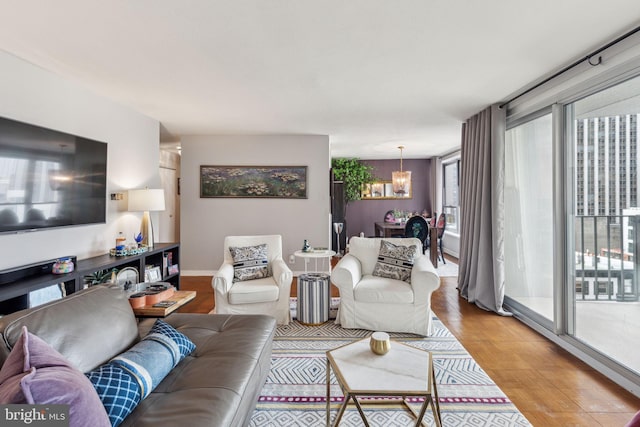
[503,106,556,333]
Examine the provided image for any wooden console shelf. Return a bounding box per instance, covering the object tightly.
[0,242,180,315]
[132,290,196,318]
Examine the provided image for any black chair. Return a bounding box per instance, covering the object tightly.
[404,215,429,253]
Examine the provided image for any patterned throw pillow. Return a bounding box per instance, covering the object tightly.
[85,363,142,427]
[86,319,195,427]
[0,326,110,427]
[372,240,416,283]
[229,243,271,282]
[145,319,196,364]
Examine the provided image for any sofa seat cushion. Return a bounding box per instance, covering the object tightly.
[228,278,279,304]
[354,275,414,304]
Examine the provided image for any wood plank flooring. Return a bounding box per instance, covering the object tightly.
[178,262,640,426]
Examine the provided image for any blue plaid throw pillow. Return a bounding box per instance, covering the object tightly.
[86,320,195,426]
[85,363,142,427]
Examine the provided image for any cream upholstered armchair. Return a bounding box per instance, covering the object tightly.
[212,235,293,325]
[331,237,440,336]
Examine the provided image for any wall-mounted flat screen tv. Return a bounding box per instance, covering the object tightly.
[0,116,107,234]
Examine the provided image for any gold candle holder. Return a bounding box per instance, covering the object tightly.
[369,331,391,355]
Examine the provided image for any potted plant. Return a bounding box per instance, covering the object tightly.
[331,158,375,203]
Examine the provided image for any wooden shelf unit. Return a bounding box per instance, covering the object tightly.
[0,242,180,315]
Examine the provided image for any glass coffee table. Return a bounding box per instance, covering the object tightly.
[326,337,441,427]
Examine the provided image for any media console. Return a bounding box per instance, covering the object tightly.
[0,242,180,315]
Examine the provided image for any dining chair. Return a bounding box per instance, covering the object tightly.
[426,212,446,264]
[404,215,429,253]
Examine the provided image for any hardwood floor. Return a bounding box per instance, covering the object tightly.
[178,264,640,426]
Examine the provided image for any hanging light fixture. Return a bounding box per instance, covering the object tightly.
[392,145,411,194]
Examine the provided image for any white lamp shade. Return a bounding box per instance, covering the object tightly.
[128,188,165,212]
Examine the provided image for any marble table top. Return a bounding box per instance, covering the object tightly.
[327,337,431,394]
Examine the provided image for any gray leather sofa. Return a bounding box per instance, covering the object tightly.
[0,285,276,427]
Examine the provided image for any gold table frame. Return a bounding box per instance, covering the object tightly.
[326,339,441,427]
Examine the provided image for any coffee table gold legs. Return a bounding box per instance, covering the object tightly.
[326,357,442,427]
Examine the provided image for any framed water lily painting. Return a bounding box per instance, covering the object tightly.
[200,165,308,198]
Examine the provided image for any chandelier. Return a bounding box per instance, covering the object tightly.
[392,145,411,194]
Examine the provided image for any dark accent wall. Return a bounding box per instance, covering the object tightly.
[345,159,433,238]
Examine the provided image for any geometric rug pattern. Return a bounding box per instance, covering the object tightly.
[249,310,532,426]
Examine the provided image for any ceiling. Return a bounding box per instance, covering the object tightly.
[1,1,639,159]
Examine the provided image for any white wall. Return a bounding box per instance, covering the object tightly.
[180,135,330,274]
[0,52,160,269]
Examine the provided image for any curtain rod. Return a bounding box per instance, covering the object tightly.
[499,24,640,109]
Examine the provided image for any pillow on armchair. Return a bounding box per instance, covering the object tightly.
[372,239,416,283]
[229,243,272,282]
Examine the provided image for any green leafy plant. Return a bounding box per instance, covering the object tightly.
[83,268,118,286]
[332,158,375,203]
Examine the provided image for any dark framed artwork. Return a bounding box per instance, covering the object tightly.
[200,165,308,198]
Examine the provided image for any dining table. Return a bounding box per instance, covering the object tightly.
[374,221,406,238]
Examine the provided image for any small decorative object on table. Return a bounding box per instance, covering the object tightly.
[52,257,74,274]
[302,239,311,252]
[370,331,391,355]
[110,245,148,257]
[134,232,144,247]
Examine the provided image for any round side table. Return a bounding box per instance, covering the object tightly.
[294,250,336,273]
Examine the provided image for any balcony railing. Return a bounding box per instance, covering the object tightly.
[575,215,639,302]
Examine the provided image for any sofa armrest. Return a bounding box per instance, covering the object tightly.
[331,254,362,292]
[410,256,441,300]
[271,258,293,288]
[212,262,234,296]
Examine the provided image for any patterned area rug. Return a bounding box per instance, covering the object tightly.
[250,313,531,426]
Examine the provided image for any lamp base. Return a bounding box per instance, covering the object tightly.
[140,211,155,248]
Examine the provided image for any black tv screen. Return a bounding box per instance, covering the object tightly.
[0,116,107,234]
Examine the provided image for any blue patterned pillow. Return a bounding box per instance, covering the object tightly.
[145,319,195,364]
[86,320,195,426]
[229,243,271,282]
[372,240,416,283]
[86,363,142,427]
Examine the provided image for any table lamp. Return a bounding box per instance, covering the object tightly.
[128,188,165,248]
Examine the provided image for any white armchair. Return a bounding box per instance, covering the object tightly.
[331,237,440,336]
[212,235,293,325]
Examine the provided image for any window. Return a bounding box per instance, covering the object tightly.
[442,159,460,234]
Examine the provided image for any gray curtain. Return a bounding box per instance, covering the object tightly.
[457,105,510,315]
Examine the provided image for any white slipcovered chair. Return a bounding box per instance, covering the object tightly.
[331,237,440,336]
[212,235,293,325]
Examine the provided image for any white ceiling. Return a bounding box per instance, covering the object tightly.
[1,1,639,159]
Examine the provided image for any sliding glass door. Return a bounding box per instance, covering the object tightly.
[567,76,640,375]
[504,113,554,322]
